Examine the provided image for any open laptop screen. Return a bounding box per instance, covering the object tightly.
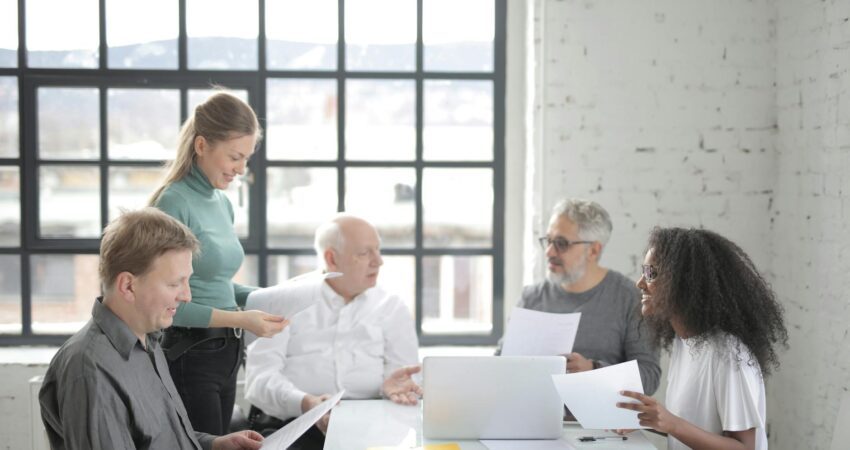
[422,356,565,440]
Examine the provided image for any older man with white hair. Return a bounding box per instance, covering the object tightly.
[244,214,420,450]
[499,198,660,395]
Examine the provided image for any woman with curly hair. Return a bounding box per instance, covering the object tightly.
[616,227,787,450]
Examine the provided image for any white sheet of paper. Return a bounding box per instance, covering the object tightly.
[244,271,341,344]
[260,390,345,449]
[551,360,646,430]
[500,307,581,356]
[481,439,576,450]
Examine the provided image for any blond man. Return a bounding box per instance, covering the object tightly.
[39,208,265,450]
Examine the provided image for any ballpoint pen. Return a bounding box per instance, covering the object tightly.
[578,435,629,442]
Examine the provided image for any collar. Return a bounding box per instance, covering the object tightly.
[321,281,370,307]
[92,297,151,359]
[183,162,215,197]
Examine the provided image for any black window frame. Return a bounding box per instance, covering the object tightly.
[0,0,506,346]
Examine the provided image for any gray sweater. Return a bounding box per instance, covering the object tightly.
[503,270,661,395]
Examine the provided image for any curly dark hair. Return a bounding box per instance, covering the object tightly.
[644,227,788,376]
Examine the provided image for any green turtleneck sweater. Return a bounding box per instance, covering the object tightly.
[154,164,255,328]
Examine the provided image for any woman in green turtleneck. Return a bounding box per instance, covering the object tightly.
[149,92,288,436]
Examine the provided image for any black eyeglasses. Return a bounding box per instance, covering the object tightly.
[538,236,594,253]
[640,264,658,282]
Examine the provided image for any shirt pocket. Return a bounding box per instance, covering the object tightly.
[357,324,385,358]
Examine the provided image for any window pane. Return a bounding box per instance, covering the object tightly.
[108,88,180,160]
[188,88,249,113]
[423,0,494,72]
[38,87,99,160]
[26,0,99,68]
[107,166,162,222]
[424,80,493,161]
[423,168,492,248]
[223,178,250,239]
[267,79,337,161]
[106,0,177,69]
[234,254,259,286]
[422,255,492,334]
[267,254,317,285]
[346,80,414,160]
[0,1,17,67]
[31,254,99,334]
[0,167,20,246]
[345,0,415,71]
[345,168,415,248]
[267,167,337,247]
[39,166,100,238]
[0,255,21,334]
[379,255,415,321]
[266,0,337,70]
[187,0,258,70]
[0,77,18,158]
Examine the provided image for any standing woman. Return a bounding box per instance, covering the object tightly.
[617,227,787,450]
[149,91,288,435]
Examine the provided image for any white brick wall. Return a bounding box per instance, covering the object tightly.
[532,0,776,281]
[530,1,849,449]
[770,0,850,448]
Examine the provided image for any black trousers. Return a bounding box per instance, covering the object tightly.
[163,327,242,435]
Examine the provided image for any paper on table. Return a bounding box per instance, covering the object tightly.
[244,271,341,344]
[260,390,345,449]
[481,439,576,450]
[500,307,581,356]
[550,360,646,430]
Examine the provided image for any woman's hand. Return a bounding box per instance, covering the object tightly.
[616,390,681,434]
[239,310,288,337]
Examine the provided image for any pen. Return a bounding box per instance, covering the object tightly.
[578,435,628,442]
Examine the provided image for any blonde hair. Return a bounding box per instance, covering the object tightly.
[149,90,261,205]
[99,207,200,291]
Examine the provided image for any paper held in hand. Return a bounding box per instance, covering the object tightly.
[500,307,581,356]
[244,270,342,344]
[260,390,345,449]
[550,360,646,430]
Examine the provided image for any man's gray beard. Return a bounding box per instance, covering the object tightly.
[546,263,587,286]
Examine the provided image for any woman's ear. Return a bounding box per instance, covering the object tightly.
[194,135,207,157]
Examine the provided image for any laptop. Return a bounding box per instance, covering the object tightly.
[422,356,565,440]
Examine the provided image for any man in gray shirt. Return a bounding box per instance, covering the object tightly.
[501,199,660,394]
[39,208,267,450]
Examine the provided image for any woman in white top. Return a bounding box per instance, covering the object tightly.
[617,227,787,450]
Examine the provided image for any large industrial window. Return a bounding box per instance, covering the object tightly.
[0,0,505,346]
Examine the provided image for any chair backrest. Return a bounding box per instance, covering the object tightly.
[830,390,850,450]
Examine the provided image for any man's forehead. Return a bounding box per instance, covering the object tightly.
[548,215,579,236]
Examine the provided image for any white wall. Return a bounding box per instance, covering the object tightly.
[529,1,849,449]
[770,0,850,447]
[531,0,777,280]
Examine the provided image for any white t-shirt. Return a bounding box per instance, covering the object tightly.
[666,334,767,450]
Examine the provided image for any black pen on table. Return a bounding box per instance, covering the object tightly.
[578,435,629,442]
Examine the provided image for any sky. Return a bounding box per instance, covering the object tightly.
[0,0,495,51]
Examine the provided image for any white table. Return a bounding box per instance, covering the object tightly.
[324,400,658,450]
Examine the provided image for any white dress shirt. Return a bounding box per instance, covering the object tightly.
[244,282,419,420]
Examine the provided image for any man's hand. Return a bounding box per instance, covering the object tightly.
[564,352,594,373]
[316,411,331,434]
[211,430,264,450]
[301,393,332,413]
[382,365,423,405]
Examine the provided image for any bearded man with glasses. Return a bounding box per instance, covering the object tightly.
[497,198,660,395]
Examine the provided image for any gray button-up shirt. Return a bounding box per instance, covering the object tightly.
[39,298,216,450]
